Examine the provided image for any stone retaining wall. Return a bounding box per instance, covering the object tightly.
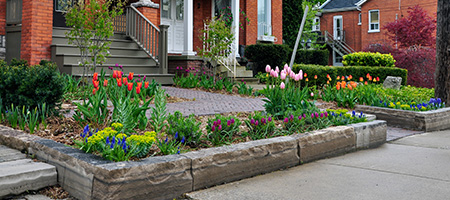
[0,120,387,200]
[356,105,450,132]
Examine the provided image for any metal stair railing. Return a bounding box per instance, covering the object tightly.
[324,30,356,56]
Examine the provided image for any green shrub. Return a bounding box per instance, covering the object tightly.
[0,60,65,111]
[294,49,329,66]
[292,64,408,86]
[343,52,396,67]
[245,43,291,74]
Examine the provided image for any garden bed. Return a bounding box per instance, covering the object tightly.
[355,105,450,132]
[0,120,386,200]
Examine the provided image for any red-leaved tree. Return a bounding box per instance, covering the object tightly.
[384,5,436,48]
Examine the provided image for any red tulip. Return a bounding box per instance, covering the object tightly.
[137,82,142,89]
[93,72,98,81]
[117,71,123,79]
[93,81,99,89]
[103,79,108,87]
[92,88,97,95]
[113,70,117,78]
[144,81,149,89]
[128,72,134,80]
[127,82,133,91]
[123,77,128,85]
[376,77,380,82]
[359,77,363,82]
[136,86,141,94]
[116,78,122,87]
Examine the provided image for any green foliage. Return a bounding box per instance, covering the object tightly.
[343,52,396,67]
[295,49,329,66]
[156,132,185,155]
[245,43,291,74]
[149,87,168,134]
[236,82,254,96]
[243,112,276,140]
[300,1,326,50]
[326,109,367,126]
[173,73,200,88]
[0,60,65,112]
[283,0,304,48]
[167,111,202,147]
[199,18,234,61]
[206,115,241,146]
[73,83,109,127]
[291,64,338,88]
[65,0,125,78]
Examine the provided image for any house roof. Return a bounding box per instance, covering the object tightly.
[319,0,362,13]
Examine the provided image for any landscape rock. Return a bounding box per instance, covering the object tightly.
[383,76,402,90]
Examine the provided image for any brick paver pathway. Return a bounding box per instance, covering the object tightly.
[161,86,265,116]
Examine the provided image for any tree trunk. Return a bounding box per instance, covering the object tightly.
[435,0,450,105]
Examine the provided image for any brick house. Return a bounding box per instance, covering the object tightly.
[0,0,282,82]
[318,0,437,66]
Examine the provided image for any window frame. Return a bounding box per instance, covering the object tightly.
[312,16,320,31]
[257,0,272,36]
[368,9,380,33]
[358,13,361,25]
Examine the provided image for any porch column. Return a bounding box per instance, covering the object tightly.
[183,0,195,55]
[232,0,240,57]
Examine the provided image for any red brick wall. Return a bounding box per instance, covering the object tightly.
[321,10,362,51]
[242,0,257,45]
[137,7,160,27]
[193,0,212,53]
[0,0,5,36]
[360,0,437,49]
[21,0,53,65]
[271,0,283,44]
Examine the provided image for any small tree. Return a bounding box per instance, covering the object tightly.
[301,1,326,50]
[65,0,126,79]
[384,5,436,48]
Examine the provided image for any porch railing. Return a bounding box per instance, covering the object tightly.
[203,23,237,77]
[324,30,355,56]
[125,6,168,73]
[114,14,127,33]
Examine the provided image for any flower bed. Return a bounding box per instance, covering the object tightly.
[356,105,450,132]
[0,119,386,200]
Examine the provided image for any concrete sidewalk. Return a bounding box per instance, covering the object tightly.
[186,130,450,200]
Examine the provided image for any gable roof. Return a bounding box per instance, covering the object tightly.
[320,0,362,13]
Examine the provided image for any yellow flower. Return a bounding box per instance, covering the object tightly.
[111,122,123,130]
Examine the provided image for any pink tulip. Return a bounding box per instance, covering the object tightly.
[311,92,314,97]
[270,70,275,77]
[275,66,280,73]
[280,72,287,80]
[299,70,303,80]
[280,82,285,89]
[294,73,301,81]
[274,71,279,78]
[290,71,295,79]
[265,65,271,73]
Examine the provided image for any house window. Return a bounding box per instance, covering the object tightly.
[312,17,320,31]
[55,0,73,12]
[369,10,379,32]
[358,13,361,25]
[258,0,272,36]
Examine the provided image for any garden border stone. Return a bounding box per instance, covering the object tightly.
[0,120,386,200]
[356,105,450,132]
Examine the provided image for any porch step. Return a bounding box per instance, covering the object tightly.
[52,27,128,40]
[0,146,57,198]
[231,77,260,84]
[52,35,140,48]
[54,53,157,66]
[219,65,254,78]
[51,44,148,57]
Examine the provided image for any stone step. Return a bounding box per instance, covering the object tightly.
[0,145,26,162]
[0,159,57,198]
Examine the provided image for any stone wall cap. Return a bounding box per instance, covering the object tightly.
[132,0,159,9]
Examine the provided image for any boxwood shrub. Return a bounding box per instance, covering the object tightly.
[294,49,329,66]
[0,59,65,111]
[343,52,396,67]
[245,43,291,74]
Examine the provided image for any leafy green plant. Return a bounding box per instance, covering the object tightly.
[343,52,396,67]
[73,82,109,127]
[149,87,168,134]
[199,75,214,90]
[206,115,241,146]
[167,111,202,147]
[236,82,253,96]
[174,73,200,88]
[243,112,276,140]
[26,107,40,134]
[223,78,235,93]
[65,0,126,78]
[214,78,225,90]
[156,132,185,155]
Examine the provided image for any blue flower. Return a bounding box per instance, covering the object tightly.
[83,124,89,135]
[379,100,383,104]
[106,136,110,145]
[164,136,168,144]
[175,132,179,139]
[177,146,180,154]
[437,98,442,104]
[181,136,185,144]
[384,102,387,107]
[352,111,356,116]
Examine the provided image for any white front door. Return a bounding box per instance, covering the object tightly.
[333,15,343,40]
[161,0,185,53]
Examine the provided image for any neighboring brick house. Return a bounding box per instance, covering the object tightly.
[0,0,282,80]
[318,0,437,66]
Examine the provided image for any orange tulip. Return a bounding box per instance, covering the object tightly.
[304,73,307,77]
[137,82,142,89]
[123,77,128,85]
[337,76,340,80]
[127,82,133,91]
[92,88,97,95]
[117,78,122,87]
[364,81,368,85]
[341,81,346,88]
[359,77,363,82]
[348,75,353,80]
[368,76,373,81]
[306,78,309,82]
[336,84,341,90]
[144,81,149,89]
[341,76,345,80]
[351,81,357,88]
[376,77,380,82]
[136,86,141,94]
[327,74,330,79]
[93,72,98,81]
[366,73,370,79]
[348,84,353,90]
[128,72,134,80]
[314,75,318,79]
[117,71,122,79]
[327,80,330,84]
[103,79,108,87]
[113,70,117,79]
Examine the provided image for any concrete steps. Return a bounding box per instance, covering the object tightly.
[219,65,254,78]
[0,145,57,198]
